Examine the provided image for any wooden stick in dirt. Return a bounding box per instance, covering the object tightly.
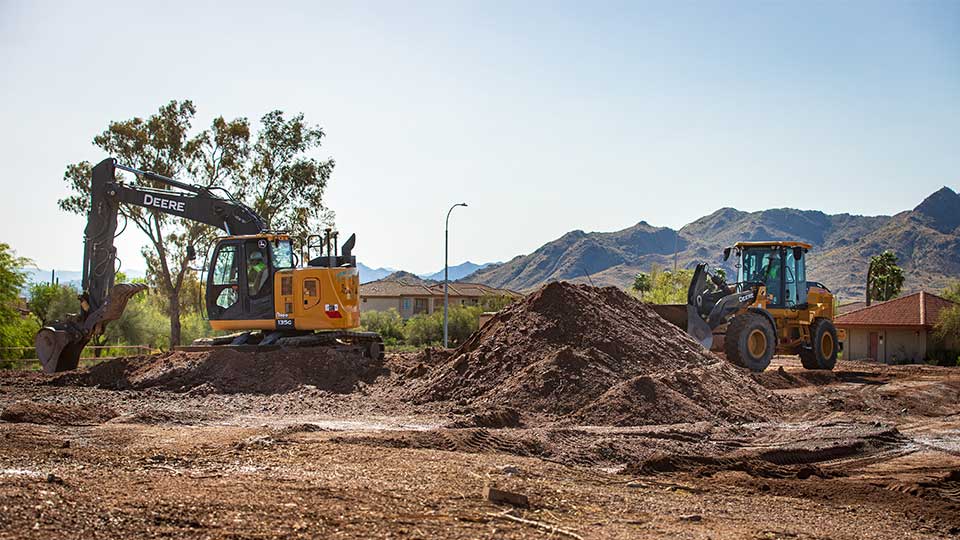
[487,511,585,540]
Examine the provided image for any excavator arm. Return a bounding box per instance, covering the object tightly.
[35,158,267,373]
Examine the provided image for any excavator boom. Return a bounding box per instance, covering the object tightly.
[36,158,268,373]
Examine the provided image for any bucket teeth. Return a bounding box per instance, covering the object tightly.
[94,283,149,327]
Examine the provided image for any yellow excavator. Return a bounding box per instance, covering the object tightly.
[35,158,382,373]
[652,241,839,372]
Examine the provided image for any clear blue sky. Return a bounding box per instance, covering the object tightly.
[1,0,958,274]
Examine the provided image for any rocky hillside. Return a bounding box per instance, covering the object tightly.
[464,187,960,301]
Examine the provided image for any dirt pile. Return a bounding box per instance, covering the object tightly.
[53,347,383,394]
[0,401,118,425]
[406,282,781,425]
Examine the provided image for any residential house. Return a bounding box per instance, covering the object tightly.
[360,278,519,319]
[834,291,959,364]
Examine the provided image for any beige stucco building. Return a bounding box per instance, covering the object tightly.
[359,279,519,319]
[835,291,958,364]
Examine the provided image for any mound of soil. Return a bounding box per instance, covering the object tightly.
[0,401,118,426]
[751,365,840,390]
[53,346,383,395]
[406,282,782,425]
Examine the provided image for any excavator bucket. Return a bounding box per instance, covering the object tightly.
[36,326,86,374]
[35,283,148,374]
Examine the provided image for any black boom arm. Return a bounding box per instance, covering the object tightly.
[82,158,266,310]
[34,158,268,374]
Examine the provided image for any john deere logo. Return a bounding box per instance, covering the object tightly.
[143,194,185,213]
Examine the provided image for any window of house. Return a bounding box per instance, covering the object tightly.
[402,298,412,311]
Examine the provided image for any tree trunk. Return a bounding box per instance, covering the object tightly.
[168,291,182,349]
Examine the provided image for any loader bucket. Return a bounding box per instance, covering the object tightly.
[34,283,148,374]
[685,304,714,350]
[649,303,714,350]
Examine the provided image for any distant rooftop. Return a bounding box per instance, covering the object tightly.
[834,291,957,328]
[360,278,519,298]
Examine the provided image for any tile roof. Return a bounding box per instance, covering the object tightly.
[834,291,958,328]
[837,300,886,315]
[360,279,519,298]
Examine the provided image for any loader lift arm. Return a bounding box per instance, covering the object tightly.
[36,158,268,373]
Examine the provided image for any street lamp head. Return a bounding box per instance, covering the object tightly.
[459,202,468,207]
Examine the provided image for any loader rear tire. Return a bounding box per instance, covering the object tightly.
[725,312,775,372]
[800,319,838,370]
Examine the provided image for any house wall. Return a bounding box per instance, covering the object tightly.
[886,329,925,364]
[362,294,486,319]
[360,297,401,314]
[844,329,872,360]
[841,327,927,364]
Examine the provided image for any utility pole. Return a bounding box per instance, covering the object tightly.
[673,230,679,272]
[444,202,468,348]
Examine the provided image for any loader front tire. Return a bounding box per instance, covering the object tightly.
[799,319,838,370]
[725,312,775,372]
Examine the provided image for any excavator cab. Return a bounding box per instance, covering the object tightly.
[203,230,362,334]
[206,235,289,323]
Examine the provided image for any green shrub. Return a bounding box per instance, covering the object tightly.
[28,282,81,324]
[403,305,483,347]
[103,292,170,349]
[404,312,442,347]
[479,294,517,312]
[446,305,483,345]
[0,314,41,361]
[630,265,695,304]
[361,309,405,345]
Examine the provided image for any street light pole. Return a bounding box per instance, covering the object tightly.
[444,202,468,348]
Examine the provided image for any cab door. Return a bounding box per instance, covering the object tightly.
[206,238,275,322]
[206,241,243,320]
[241,238,275,320]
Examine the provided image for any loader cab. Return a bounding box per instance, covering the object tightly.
[733,242,810,309]
[206,234,294,323]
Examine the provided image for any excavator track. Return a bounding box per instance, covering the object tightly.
[182,330,385,361]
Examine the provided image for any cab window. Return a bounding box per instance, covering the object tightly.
[213,245,238,285]
[738,247,782,306]
[271,240,294,269]
[784,248,799,307]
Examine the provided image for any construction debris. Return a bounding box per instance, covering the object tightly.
[483,486,529,507]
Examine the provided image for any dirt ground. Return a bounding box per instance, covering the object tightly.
[0,354,958,540]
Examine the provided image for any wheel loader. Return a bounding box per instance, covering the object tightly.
[35,158,383,374]
[651,241,839,372]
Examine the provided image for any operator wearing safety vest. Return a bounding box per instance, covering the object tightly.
[248,250,269,296]
[762,253,781,305]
